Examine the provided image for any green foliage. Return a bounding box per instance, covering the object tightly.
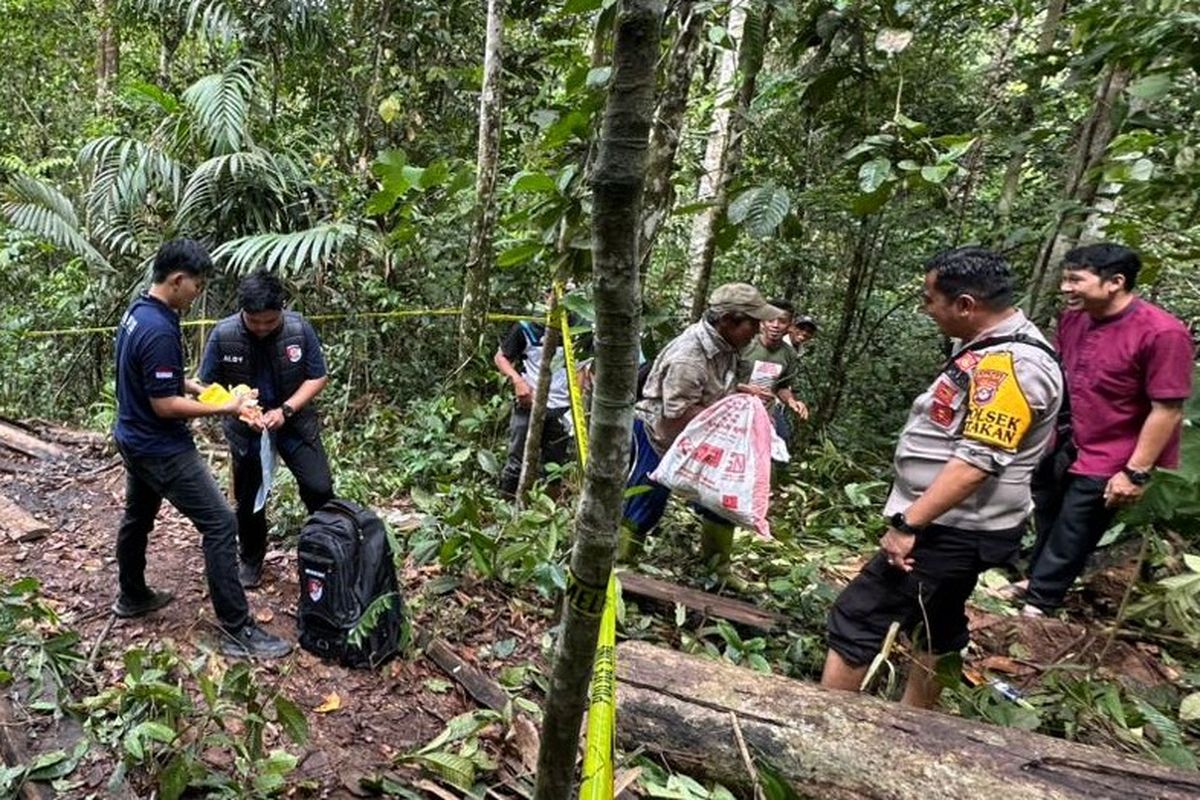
[0,577,85,713]
[395,710,501,792]
[81,647,309,798]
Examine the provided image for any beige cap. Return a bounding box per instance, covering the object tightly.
[708,283,786,321]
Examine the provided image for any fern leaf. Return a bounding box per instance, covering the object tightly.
[182,60,259,155]
[211,222,362,277]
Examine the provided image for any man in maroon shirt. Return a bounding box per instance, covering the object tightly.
[1022,244,1195,616]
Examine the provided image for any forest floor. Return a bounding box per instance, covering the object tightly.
[0,420,1183,797]
[0,421,553,798]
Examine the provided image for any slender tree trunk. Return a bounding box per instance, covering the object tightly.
[638,0,706,282]
[995,0,1066,225]
[95,0,120,114]
[457,0,505,370]
[516,299,561,502]
[1026,64,1131,322]
[532,2,660,797]
[681,0,760,321]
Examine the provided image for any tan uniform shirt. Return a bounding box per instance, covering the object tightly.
[883,311,1064,531]
[635,320,738,454]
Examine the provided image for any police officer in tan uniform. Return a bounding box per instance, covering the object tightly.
[821,247,1063,709]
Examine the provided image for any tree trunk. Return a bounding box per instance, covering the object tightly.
[516,304,561,502]
[995,0,1066,226]
[616,641,1200,800]
[638,0,706,281]
[95,0,120,114]
[1026,64,1131,323]
[456,0,505,370]
[532,2,660,798]
[681,0,751,321]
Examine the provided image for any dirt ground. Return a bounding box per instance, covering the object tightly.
[0,423,550,798]
[0,420,1186,798]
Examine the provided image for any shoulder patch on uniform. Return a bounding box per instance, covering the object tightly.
[962,351,1032,452]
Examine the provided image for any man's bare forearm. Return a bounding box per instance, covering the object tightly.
[1127,400,1186,470]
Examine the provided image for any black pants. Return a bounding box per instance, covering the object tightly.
[827,524,1022,667]
[1025,474,1116,612]
[231,431,334,567]
[498,405,572,496]
[116,445,249,631]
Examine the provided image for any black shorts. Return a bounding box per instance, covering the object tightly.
[827,523,1022,667]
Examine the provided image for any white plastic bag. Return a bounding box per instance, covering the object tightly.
[649,394,775,538]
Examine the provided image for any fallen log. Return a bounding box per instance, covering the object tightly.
[618,572,786,632]
[615,640,1200,800]
[0,421,67,461]
[0,495,50,543]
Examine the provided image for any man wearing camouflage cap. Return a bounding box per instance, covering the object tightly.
[620,283,785,589]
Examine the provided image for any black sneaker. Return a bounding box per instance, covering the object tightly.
[239,560,264,589]
[220,623,292,659]
[112,588,174,618]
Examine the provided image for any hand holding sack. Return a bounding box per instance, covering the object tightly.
[649,394,779,538]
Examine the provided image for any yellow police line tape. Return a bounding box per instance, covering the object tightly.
[556,284,618,800]
[17,308,542,338]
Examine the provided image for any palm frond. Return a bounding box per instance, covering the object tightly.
[182,60,259,156]
[2,176,112,271]
[211,222,367,277]
[184,0,242,42]
[78,135,185,252]
[174,149,273,231]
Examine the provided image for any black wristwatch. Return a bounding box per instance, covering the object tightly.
[1122,466,1152,486]
[281,402,296,420]
[889,511,925,536]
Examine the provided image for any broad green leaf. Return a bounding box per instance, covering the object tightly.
[1127,158,1154,182]
[894,113,927,134]
[497,242,542,267]
[274,696,310,746]
[1128,73,1172,100]
[412,751,475,791]
[1183,553,1200,573]
[841,143,876,162]
[510,172,557,194]
[920,163,955,184]
[857,157,892,194]
[420,160,451,189]
[707,24,728,46]
[851,185,892,216]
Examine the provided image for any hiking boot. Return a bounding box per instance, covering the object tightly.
[699,520,760,595]
[219,623,292,659]
[112,588,174,618]
[239,560,264,589]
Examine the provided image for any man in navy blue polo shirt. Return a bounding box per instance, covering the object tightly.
[113,239,291,659]
[200,270,334,588]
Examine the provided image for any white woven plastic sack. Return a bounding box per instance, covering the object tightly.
[649,393,775,538]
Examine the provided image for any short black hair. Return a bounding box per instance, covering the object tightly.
[925,246,1014,311]
[238,270,286,312]
[767,298,795,318]
[1063,243,1141,292]
[152,239,212,283]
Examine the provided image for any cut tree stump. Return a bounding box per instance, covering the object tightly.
[0,420,67,461]
[615,640,1200,800]
[618,572,786,632]
[0,495,50,542]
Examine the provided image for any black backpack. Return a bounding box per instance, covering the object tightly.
[297,499,404,668]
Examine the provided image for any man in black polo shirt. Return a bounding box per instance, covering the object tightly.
[200,270,333,587]
[113,239,291,659]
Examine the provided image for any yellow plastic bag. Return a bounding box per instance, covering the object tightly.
[198,383,233,406]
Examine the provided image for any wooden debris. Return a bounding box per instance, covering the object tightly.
[618,571,787,631]
[0,420,68,461]
[0,695,55,800]
[424,637,510,711]
[0,494,50,542]
[615,640,1200,800]
[424,637,542,775]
